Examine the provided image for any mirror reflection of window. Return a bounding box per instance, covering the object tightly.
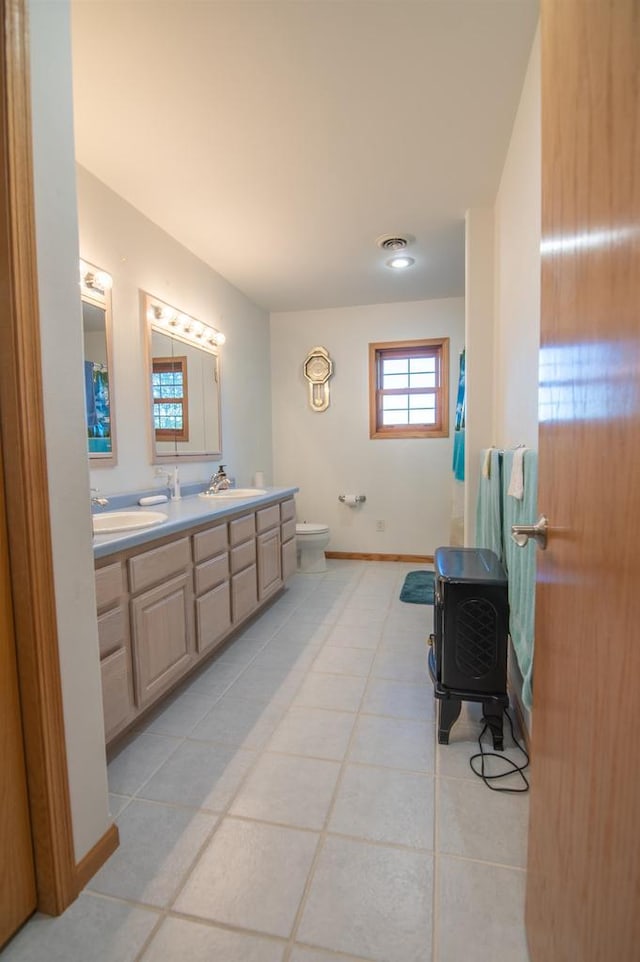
[144,292,223,462]
[81,260,116,464]
[152,356,189,441]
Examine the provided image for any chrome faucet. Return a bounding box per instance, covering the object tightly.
[207,465,232,493]
[90,488,109,507]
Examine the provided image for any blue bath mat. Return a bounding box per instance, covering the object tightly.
[400,570,435,605]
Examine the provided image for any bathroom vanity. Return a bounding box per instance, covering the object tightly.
[93,488,297,744]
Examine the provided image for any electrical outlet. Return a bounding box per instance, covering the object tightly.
[376,520,386,532]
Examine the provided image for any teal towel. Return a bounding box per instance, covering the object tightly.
[452,429,465,482]
[475,450,503,561]
[502,449,537,710]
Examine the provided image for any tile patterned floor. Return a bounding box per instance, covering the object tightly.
[3,561,531,962]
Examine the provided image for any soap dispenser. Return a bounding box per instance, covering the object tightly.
[171,466,181,501]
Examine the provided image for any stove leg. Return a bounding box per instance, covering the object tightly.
[438,698,461,745]
[482,702,504,751]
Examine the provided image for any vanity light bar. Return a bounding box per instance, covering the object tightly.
[149,301,225,352]
[79,260,112,295]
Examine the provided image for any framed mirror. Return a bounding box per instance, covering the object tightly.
[81,260,117,465]
[143,292,223,463]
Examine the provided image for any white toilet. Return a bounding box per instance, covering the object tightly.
[296,522,330,573]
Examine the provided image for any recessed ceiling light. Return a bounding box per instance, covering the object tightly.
[386,255,415,270]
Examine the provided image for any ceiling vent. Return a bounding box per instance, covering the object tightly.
[376,234,414,251]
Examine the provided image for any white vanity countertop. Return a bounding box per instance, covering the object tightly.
[92,486,298,560]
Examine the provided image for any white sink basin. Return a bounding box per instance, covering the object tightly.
[93,510,168,535]
[199,487,267,499]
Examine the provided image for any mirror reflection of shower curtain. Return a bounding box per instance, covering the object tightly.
[450,349,465,544]
[85,360,111,453]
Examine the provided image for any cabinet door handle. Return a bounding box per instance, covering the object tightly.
[511,515,548,550]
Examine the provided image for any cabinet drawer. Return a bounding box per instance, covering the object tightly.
[128,537,191,594]
[100,647,133,740]
[280,498,296,523]
[257,504,280,533]
[281,518,296,544]
[195,553,229,595]
[231,564,258,623]
[130,572,195,707]
[229,513,256,546]
[282,536,298,582]
[95,561,125,612]
[231,538,256,574]
[97,605,128,659]
[193,523,228,564]
[196,581,232,654]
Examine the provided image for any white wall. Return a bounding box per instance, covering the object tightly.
[78,167,273,495]
[29,0,110,862]
[271,299,465,556]
[493,26,541,450]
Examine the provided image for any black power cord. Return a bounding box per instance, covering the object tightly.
[469,708,530,793]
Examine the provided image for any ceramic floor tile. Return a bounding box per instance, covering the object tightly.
[267,706,356,761]
[268,620,332,646]
[138,739,257,811]
[436,726,530,787]
[290,949,373,962]
[312,646,375,677]
[188,659,245,698]
[348,714,435,773]
[107,732,181,796]
[225,663,306,705]
[141,689,215,737]
[230,752,341,830]
[88,799,216,907]
[437,776,530,867]
[293,672,367,713]
[324,624,382,650]
[0,893,159,962]
[436,856,529,962]
[297,836,433,962]
[334,610,386,630]
[362,678,435,721]
[190,695,285,750]
[371,648,429,684]
[251,644,320,673]
[108,793,131,819]
[174,817,319,938]
[141,917,285,962]
[329,764,434,849]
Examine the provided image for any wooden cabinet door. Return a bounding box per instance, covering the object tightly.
[257,528,282,600]
[196,580,231,654]
[131,572,195,708]
[281,536,297,583]
[231,564,258,624]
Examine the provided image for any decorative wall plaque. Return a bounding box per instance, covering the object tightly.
[303,346,333,412]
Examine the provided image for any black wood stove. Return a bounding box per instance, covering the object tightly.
[428,546,509,749]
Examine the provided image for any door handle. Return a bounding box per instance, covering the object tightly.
[511,515,548,550]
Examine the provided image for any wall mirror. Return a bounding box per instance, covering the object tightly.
[143,292,223,463]
[81,259,117,465]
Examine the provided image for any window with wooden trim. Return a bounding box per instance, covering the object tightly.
[369,338,449,439]
[152,356,190,442]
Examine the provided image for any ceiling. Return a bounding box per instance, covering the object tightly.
[70,1,539,313]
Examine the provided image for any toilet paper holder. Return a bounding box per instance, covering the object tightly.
[338,494,366,504]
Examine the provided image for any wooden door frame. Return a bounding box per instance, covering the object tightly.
[0,0,77,914]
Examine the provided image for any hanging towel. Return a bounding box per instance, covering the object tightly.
[507,445,527,500]
[502,449,538,710]
[452,429,465,482]
[475,449,503,561]
[481,447,493,479]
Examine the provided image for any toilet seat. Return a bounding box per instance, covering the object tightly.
[296,522,329,535]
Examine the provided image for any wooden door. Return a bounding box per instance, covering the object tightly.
[0,441,36,946]
[526,2,640,959]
